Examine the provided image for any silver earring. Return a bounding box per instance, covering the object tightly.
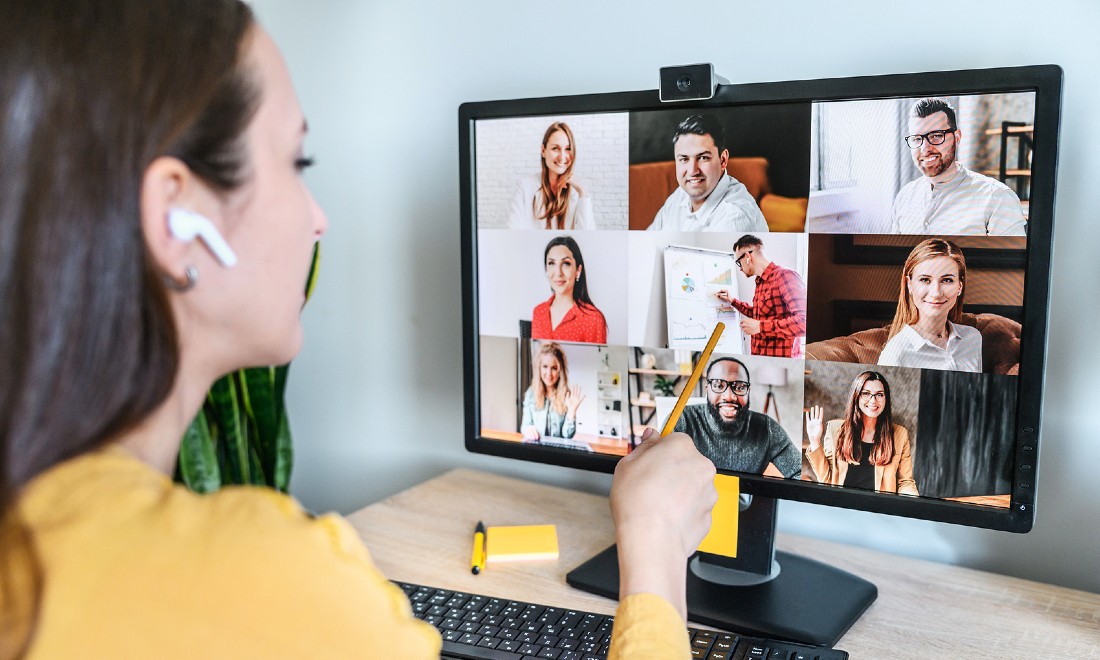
[163,265,198,292]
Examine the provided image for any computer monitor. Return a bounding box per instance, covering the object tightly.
[459,65,1061,645]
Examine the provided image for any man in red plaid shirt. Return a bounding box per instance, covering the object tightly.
[716,235,807,357]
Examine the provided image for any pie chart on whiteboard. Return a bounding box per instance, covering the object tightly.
[681,277,695,294]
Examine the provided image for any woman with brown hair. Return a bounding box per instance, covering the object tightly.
[0,2,716,657]
[521,342,585,440]
[878,237,982,372]
[804,371,918,495]
[508,121,594,230]
[531,235,608,344]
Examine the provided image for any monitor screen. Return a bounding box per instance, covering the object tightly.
[460,65,1061,535]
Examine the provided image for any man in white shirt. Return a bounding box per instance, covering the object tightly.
[647,114,768,232]
[892,98,1027,236]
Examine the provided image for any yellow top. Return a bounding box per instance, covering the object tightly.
[11,448,688,658]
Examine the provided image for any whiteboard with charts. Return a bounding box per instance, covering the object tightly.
[663,245,746,353]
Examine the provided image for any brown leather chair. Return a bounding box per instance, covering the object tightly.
[628,158,806,231]
[804,313,1021,375]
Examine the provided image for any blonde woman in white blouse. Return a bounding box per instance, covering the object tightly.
[508,121,594,230]
[878,238,982,373]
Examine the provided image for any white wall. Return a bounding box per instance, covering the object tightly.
[252,0,1100,594]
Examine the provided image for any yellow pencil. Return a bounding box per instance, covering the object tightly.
[660,322,725,437]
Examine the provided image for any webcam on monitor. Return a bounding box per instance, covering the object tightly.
[659,63,729,102]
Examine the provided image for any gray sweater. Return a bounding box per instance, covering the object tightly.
[674,404,801,478]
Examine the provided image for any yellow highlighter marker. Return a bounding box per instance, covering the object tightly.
[470,521,486,575]
[660,322,725,437]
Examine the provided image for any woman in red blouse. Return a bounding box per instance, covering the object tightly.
[530,236,607,344]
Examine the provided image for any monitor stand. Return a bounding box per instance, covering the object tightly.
[565,495,877,647]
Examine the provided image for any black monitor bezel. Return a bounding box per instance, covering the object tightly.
[459,65,1062,533]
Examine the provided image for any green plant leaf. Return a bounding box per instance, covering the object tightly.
[210,375,249,484]
[178,410,221,493]
[243,366,279,481]
[273,363,290,420]
[273,411,293,492]
[304,242,321,302]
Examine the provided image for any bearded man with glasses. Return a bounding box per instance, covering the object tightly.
[672,357,801,478]
[891,97,1027,236]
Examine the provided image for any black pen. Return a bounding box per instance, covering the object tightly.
[470,521,486,575]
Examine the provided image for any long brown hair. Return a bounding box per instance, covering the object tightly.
[0,1,258,656]
[536,122,581,229]
[835,371,895,466]
[531,343,570,415]
[887,238,967,340]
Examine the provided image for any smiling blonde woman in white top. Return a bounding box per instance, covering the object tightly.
[878,238,982,373]
[508,121,594,230]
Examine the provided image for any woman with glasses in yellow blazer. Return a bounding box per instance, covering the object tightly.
[804,371,918,495]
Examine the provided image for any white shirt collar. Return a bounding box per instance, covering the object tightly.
[901,321,963,350]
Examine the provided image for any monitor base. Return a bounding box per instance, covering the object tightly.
[565,544,877,647]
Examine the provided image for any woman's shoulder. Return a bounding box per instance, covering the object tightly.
[515,173,541,193]
[877,327,910,364]
[575,301,606,323]
[23,448,370,570]
[891,423,911,444]
[532,294,554,313]
[953,322,982,340]
[20,450,440,656]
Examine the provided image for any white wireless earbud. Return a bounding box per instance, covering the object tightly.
[167,208,238,267]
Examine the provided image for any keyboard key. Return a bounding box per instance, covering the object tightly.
[440,617,461,631]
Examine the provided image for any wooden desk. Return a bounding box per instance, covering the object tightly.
[345,469,1100,658]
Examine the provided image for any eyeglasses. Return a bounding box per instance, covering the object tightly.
[859,391,886,402]
[735,249,754,268]
[707,378,750,395]
[904,129,956,149]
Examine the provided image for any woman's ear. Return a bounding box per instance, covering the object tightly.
[141,157,224,284]
[140,156,193,283]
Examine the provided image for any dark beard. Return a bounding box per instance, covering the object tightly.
[706,397,750,435]
[919,146,956,177]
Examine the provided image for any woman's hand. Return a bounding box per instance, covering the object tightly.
[521,425,541,441]
[610,428,717,619]
[565,385,585,418]
[805,405,825,450]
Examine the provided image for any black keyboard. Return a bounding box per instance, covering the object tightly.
[396,581,849,660]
